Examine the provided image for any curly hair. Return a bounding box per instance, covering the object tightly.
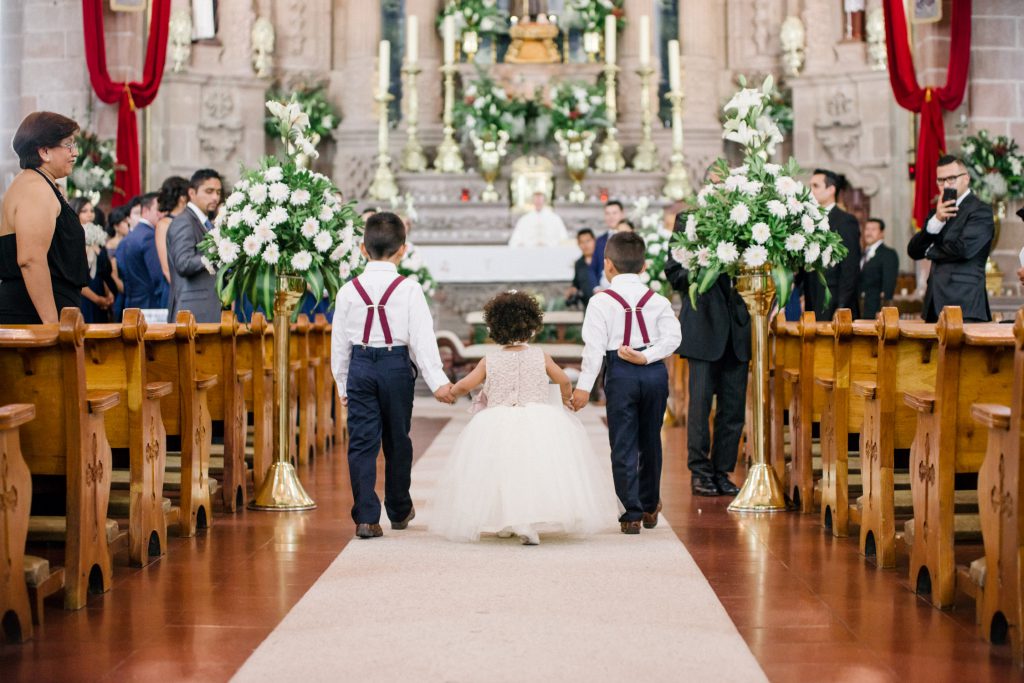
[483,291,544,346]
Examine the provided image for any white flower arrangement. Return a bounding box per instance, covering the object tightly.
[199,98,364,318]
[671,76,847,307]
[629,197,673,298]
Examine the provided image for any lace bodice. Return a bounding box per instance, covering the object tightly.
[482,346,550,407]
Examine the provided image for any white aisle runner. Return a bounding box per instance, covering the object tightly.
[232,402,767,683]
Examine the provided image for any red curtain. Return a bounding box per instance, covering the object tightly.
[883,0,971,229]
[82,0,171,206]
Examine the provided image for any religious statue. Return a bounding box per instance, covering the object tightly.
[508,191,568,247]
[507,0,559,63]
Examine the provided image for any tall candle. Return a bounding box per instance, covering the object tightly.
[407,15,418,65]
[443,15,456,65]
[378,40,390,94]
[604,14,616,65]
[668,39,681,91]
[639,15,650,67]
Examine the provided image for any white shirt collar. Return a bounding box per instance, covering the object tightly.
[187,202,210,226]
[610,273,642,286]
[364,261,398,273]
[955,188,972,207]
[864,239,883,259]
[137,218,154,230]
[823,203,836,214]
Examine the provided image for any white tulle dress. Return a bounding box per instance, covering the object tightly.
[428,346,619,542]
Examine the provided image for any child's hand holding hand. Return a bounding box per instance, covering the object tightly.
[571,389,589,412]
[617,346,648,365]
[434,384,456,405]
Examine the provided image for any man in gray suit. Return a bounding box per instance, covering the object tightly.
[167,168,224,323]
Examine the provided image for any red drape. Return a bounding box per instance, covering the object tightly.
[883,0,971,229]
[82,0,171,206]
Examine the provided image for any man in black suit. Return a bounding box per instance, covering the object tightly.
[567,228,596,308]
[859,217,899,320]
[803,169,861,320]
[665,237,751,497]
[907,155,993,323]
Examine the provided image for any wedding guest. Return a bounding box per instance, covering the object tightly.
[69,196,95,227]
[567,228,596,308]
[126,194,143,231]
[80,221,116,323]
[908,154,993,322]
[167,168,224,323]
[106,205,130,320]
[155,176,189,289]
[331,212,454,539]
[0,112,88,323]
[572,232,681,534]
[589,200,625,292]
[616,218,635,232]
[116,192,167,309]
[803,169,861,320]
[859,217,899,320]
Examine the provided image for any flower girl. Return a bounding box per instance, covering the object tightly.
[428,291,618,545]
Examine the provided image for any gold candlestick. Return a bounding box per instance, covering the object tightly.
[631,65,658,172]
[400,63,427,172]
[662,88,692,201]
[594,63,625,173]
[434,63,465,174]
[368,90,399,201]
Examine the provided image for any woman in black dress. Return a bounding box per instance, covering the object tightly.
[0,112,88,324]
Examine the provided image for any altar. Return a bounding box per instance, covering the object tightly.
[418,245,580,282]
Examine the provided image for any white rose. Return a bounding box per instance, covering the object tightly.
[242,234,262,257]
[290,189,311,206]
[785,233,806,252]
[262,242,281,265]
[313,231,333,253]
[291,250,313,271]
[751,222,771,244]
[716,241,739,264]
[248,183,268,204]
[300,217,320,238]
[767,200,788,219]
[263,166,284,183]
[730,203,751,226]
[743,245,768,268]
[804,242,821,264]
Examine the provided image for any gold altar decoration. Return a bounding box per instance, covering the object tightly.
[250,275,317,511]
[583,31,600,62]
[401,62,428,172]
[472,130,510,202]
[506,22,560,64]
[631,64,658,172]
[663,40,692,200]
[556,129,595,203]
[368,90,399,201]
[510,155,555,211]
[594,63,625,173]
[435,62,465,173]
[985,199,1007,295]
[462,30,480,62]
[728,265,787,512]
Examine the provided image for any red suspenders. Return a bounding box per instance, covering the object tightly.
[601,289,656,347]
[350,275,406,347]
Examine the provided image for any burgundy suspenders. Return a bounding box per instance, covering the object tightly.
[350,275,406,347]
[601,289,656,347]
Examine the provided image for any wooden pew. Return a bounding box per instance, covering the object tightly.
[291,315,319,466]
[771,314,801,490]
[236,312,273,492]
[83,309,172,567]
[0,308,120,609]
[853,309,938,568]
[313,314,345,455]
[195,312,253,511]
[0,403,36,642]
[783,312,833,512]
[146,312,217,537]
[816,310,879,537]
[903,307,1014,608]
[971,308,1024,663]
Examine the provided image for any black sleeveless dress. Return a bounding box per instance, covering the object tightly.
[0,169,89,324]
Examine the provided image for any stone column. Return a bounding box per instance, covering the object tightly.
[0,0,25,192]
[677,0,729,182]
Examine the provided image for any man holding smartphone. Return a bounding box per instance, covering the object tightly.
[907,154,994,322]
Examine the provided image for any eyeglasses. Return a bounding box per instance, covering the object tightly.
[936,172,966,186]
[57,141,79,153]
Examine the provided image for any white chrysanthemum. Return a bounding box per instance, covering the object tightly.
[804,242,821,264]
[730,164,749,176]
[300,217,320,238]
[740,180,763,196]
[775,176,801,196]
[242,234,262,257]
[743,245,768,268]
[348,250,363,269]
[671,247,691,264]
[822,245,834,268]
[266,206,289,226]
[338,261,351,279]
[209,227,222,242]
[253,221,275,244]
[319,205,335,222]
[685,214,698,241]
[697,186,712,208]
[787,196,804,215]
[329,244,346,262]
[696,247,712,267]
[263,166,284,183]
[801,214,816,233]
[764,163,782,176]
[313,231,333,253]
[730,203,751,226]
[269,183,290,204]
[227,212,244,228]
[751,222,771,244]
[724,175,747,191]
[217,240,240,264]
[290,250,313,271]
[817,216,831,233]
[767,200,788,219]
[240,205,260,228]
[248,183,268,204]
[785,233,806,252]
[716,241,739,264]
[290,189,311,206]
[262,242,280,265]
[804,202,822,219]
[235,179,251,192]
[225,192,246,209]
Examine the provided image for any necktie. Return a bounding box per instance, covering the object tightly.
[204,219,214,232]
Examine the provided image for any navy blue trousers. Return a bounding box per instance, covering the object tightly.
[345,346,416,524]
[604,352,669,522]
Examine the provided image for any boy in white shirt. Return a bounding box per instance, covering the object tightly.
[572,231,681,534]
[331,212,454,539]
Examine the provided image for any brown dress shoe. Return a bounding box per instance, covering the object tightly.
[642,501,663,529]
[355,523,383,539]
[620,520,641,535]
[391,506,416,530]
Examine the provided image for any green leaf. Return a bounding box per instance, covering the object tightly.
[698,265,721,294]
[217,267,237,308]
[772,264,793,309]
[817,270,832,309]
[305,268,324,301]
[689,282,699,309]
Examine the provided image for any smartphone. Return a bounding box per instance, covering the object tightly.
[942,187,957,204]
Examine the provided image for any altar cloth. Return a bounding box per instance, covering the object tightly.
[417,245,581,283]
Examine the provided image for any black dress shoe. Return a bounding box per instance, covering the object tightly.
[355,523,383,539]
[620,520,641,534]
[691,477,719,497]
[391,506,415,530]
[714,474,740,496]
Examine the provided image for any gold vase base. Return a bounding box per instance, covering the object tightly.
[985,257,1004,296]
[727,463,788,513]
[248,461,317,511]
[480,185,499,202]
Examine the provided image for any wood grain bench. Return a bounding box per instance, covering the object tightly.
[771,314,802,490]
[312,314,336,456]
[0,403,36,641]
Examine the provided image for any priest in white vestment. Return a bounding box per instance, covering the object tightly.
[508,192,568,247]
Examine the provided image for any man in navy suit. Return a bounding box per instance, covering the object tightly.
[589,200,625,293]
[115,192,168,309]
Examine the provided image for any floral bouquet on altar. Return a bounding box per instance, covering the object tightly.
[546,81,608,133]
[199,99,363,319]
[454,71,525,142]
[670,76,846,308]
[960,130,1024,204]
[437,0,506,37]
[629,198,673,297]
[67,130,121,204]
[565,0,626,32]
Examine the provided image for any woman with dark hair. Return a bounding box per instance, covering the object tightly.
[68,195,115,319]
[0,112,89,323]
[69,196,95,226]
[106,205,130,321]
[155,176,188,290]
